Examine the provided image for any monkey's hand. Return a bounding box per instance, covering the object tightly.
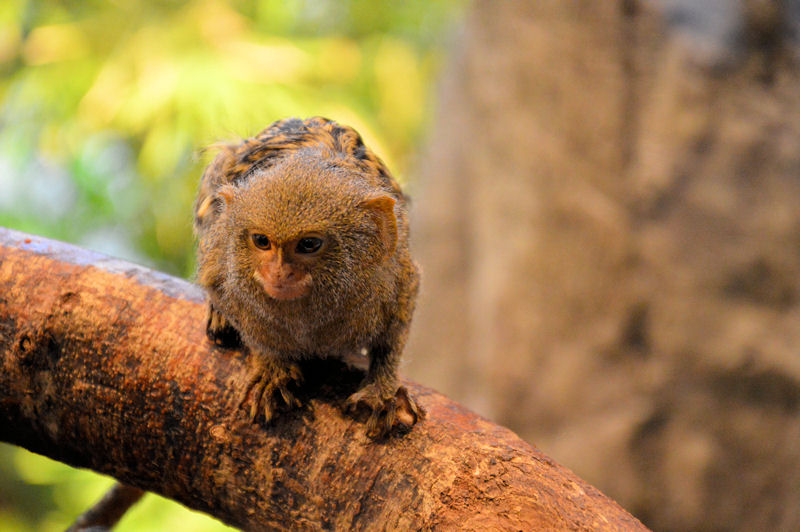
[238,356,303,423]
[206,304,242,348]
[346,383,424,439]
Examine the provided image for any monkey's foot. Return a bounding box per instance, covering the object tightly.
[346,384,424,439]
[206,304,242,348]
[238,358,303,423]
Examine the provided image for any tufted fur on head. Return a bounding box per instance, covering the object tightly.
[194,117,404,231]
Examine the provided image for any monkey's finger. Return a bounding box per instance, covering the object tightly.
[383,401,397,431]
[287,364,303,383]
[365,411,384,439]
[263,402,275,423]
[237,373,262,422]
[249,378,269,422]
[345,390,366,411]
[249,390,261,422]
[395,387,424,427]
[278,386,301,409]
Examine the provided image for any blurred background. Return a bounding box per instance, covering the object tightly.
[0,0,463,530]
[3,1,800,531]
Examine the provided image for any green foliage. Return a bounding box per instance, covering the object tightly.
[0,0,465,530]
[0,0,463,275]
[0,446,237,531]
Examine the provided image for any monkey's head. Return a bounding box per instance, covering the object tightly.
[218,150,399,303]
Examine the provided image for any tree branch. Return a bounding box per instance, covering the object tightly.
[0,227,647,531]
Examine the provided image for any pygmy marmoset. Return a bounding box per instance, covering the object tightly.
[194,117,423,437]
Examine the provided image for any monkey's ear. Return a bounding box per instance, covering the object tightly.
[217,184,236,205]
[361,195,398,259]
[196,185,236,224]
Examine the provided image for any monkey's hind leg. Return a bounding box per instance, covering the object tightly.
[238,356,304,424]
[206,303,242,348]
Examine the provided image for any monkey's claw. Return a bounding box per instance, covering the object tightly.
[238,359,303,423]
[346,384,424,438]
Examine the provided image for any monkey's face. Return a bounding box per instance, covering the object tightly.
[224,153,399,304]
[246,230,326,301]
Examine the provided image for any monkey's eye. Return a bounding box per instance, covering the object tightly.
[296,237,324,254]
[251,233,271,250]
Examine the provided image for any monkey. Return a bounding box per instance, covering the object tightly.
[193,117,423,438]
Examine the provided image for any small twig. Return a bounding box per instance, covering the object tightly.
[66,483,145,532]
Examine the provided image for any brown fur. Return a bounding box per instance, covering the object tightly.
[194,117,423,437]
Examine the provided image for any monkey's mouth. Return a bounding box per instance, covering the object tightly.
[257,277,310,302]
[254,269,312,301]
[264,283,308,301]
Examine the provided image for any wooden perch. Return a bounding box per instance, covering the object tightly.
[0,227,647,531]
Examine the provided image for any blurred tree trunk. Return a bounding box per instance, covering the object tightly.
[407,1,800,531]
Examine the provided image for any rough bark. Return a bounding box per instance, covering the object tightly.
[407,1,800,531]
[0,227,646,531]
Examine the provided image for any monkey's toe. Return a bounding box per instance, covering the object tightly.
[346,385,424,438]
